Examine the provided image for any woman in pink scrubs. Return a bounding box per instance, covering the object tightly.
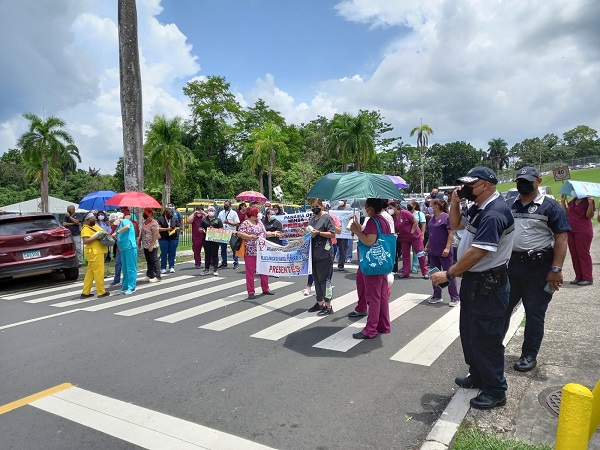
[561,193,595,285]
[393,203,428,278]
[350,198,394,339]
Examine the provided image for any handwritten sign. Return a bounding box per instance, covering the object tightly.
[205,228,233,243]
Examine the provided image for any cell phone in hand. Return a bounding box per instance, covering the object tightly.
[428,267,450,288]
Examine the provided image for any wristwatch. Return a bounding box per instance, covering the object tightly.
[550,266,562,273]
[446,270,456,281]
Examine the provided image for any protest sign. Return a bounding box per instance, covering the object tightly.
[273,210,358,240]
[558,180,600,198]
[205,228,233,243]
[256,234,312,277]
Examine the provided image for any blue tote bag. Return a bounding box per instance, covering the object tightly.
[357,216,396,276]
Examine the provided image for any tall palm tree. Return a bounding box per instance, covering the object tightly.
[18,113,78,212]
[251,122,287,196]
[328,113,353,172]
[410,122,434,195]
[144,115,194,206]
[328,112,376,172]
[59,144,82,181]
[487,138,509,172]
[118,0,144,193]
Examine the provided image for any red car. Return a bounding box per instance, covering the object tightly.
[0,212,79,280]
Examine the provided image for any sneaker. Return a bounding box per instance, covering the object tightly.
[201,270,210,276]
[217,264,227,269]
[303,286,312,296]
[123,290,134,296]
[449,299,460,307]
[428,297,443,304]
[569,279,581,285]
[148,277,159,283]
[348,310,367,318]
[97,292,110,298]
[233,262,239,269]
[318,306,334,316]
[195,264,202,269]
[169,268,175,273]
[110,281,121,287]
[577,280,593,286]
[160,269,167,274]
[213,270,219,276]
[80,293,94,299]
[325,286,333,299]
[307,302,323,313]
[115,289,125,294]
[141,277,150,283]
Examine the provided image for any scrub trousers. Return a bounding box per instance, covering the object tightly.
[120,247,138,292]
[82,255,106,296]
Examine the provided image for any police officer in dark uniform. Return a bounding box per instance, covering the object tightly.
[503,166,570,372]
[431,167,514,409]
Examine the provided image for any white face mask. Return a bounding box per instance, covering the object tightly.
[98,215,105,220]
[387,208,395,215]
[257,213,263,220]
[113,219,121,226]
[208,211,215,217]
[338,200,345,206]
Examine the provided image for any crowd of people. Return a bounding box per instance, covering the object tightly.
[68,164,595,411]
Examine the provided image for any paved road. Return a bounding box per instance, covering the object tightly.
[0,261,466,450]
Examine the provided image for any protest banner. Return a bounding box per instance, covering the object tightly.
[205,227,234,243]
[328,210,356,239]
[273,210,358,240]
[558,180,600,198]
[256,234,312,277]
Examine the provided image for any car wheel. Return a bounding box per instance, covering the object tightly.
[64,267,79,281]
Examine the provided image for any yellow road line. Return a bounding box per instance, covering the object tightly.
[0,383,73,415]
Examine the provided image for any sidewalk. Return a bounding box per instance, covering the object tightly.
[424,225,600,449]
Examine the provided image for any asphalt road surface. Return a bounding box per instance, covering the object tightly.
[0,261,466,450]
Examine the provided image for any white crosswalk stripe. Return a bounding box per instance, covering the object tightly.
[251,291,358,341]
[312,293,430,352]
[155,281,292,323]
[200,290,307,331]
[389,304,461,366]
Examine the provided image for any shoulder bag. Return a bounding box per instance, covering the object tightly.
[358,216,396,275]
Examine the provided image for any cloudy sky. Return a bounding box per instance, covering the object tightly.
[1,0,599,175]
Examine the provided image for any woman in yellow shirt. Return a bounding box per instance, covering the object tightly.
[80,213,109,298]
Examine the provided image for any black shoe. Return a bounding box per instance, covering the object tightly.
[217,264,227,269]
[262,291,275,295]
[97,292,110,298]
[338,266,346,272]
[455,375,482,389]
[577,280,593,286]
[348,310,368,318]
[233,262,239,269]
[308,302,324,313]
[353,332,374,339]
[201,270,210,276]
[569,279,581,285]
[514,355,537,372]
[469,393,507,409]
[195,264,201,269]
[318,306,334,316]
[80,293,94,299]
[246,294,256,300]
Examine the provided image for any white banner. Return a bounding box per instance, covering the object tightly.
[256,234,312,277]
[273,210,358,240]
[558,180,600,198]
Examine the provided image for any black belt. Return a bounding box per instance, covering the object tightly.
[463,264,508,280]
[511,247,553,263]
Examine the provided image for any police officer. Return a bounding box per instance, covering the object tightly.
[503,167,570,372]
[431,167,514,409]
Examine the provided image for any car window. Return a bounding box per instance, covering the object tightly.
[0,217,60,236]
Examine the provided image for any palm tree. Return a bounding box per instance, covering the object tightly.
[59,144,82,181]
[328,112,376,172]
[144,115,194,206]
[18,113,78,212]
[118,0,144,193]
[250,122,287,196]
[488,138,509,172]
[410,122,434,195]
[328,113,352,172]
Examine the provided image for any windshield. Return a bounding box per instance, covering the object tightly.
[0,217,60,236]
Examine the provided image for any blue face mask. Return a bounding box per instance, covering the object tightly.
[430,194,437,199]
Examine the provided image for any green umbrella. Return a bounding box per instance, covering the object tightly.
[307,171,405,200]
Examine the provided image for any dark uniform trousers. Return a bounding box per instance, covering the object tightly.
[504,254,553,359]
[460,270,509,399]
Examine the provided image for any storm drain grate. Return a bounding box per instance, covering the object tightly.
[537,387,563,417]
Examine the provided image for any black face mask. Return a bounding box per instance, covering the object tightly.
[457,185,479,202]
[516,180,535,196]
[407,205,414,212]
[89,220,96,226]
[224,205,230,211]
[142,214,149,220]
[312,207,322,215]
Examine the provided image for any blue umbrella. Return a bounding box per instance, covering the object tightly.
[78,190,118,211]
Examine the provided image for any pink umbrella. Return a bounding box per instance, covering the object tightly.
[235,190,268,203]
[105,191,162,209]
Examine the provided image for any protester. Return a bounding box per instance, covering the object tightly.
[109,213,123,286]
[349,198,394,339]
[430,166,514,410]
[187,206,206,269]
[157,208,181,273]
[263,208,283,245]
[63,205,82,266]
[333,199,351,271]
[425,199,460,306]
[561,192,595,285]
[273,204,284,216]
[97,211,112,262]
[139,208,161,283]
[408,200,427,273]
[306,198,336,315]
[111,210,138,295]
[504,166,570,372]
[386,202,403,273]
[234,203,248,269]
[200,206,222,276]
[217,200,240,269]
[236,206,279,299]
[168,203,183,231]
[80,212,109,299]
[394,202,428,278]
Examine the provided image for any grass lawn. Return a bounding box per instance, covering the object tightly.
[497,167,600,197]
[453,423,552,450]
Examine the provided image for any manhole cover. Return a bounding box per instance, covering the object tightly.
[538,386,563,417]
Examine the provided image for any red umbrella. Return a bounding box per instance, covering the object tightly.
[105,191,162,209]
[235,190,268,203]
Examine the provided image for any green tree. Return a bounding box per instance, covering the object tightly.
[144,115,194,206]
[562,125,600,157]
[249,122,288,196]
[328,112,376,172]
[410,122,434,195]
[17,113,78,212]
[487,138,509,172]
[430,141,481,186]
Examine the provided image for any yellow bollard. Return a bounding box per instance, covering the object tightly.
[590,380,600,440]
[555,383,593,450]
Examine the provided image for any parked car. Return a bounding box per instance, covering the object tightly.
[0,212,79,280]
[583,163,597,169]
